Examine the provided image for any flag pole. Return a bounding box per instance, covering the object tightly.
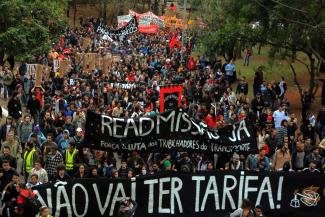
[181,0,187,62]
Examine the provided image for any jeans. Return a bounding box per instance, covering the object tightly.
[226,75,234,85]
[317,123,325,140]
[243,55,250,66]
[32,112,40,124]
[3,85,8,99]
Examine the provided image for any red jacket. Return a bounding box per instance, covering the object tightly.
[17,189,35,206]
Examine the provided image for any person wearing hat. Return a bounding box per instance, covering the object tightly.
[162,159,172,172]
[58,130,70,153]
[64,140,78,176]
[36,206,53,217]
[72,127,84,149]
[23,142,40,181]
[29,124,46,146]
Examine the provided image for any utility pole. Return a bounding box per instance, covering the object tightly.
[181,0,187,62]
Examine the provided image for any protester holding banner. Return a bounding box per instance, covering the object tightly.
[0,15,324,217]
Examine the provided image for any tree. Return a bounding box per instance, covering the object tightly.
[0,0,68,65]
[191,0,325,101]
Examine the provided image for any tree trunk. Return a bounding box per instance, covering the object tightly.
[8,56,15,70]
[153,0,159,15]
[103,0,107,21]
[308,53,316,93]
[0,49,5,65]
[142,0,146,11]
[73,2,77,27]
[235,42,242,60]
[258,43,262,55]
[148,0,151,10]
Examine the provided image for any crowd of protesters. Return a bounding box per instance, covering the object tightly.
[0,16,324,216]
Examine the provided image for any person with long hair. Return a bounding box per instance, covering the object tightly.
[273,141,292,170]
[205,108,217,129]
[230,198,254,217]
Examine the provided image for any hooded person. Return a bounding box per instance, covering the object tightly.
[28,125,46,149]
[229,153,244,171]
[58,130,70,153]
[118,197,138,217]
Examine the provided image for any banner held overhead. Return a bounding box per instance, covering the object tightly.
[84,109,258,154]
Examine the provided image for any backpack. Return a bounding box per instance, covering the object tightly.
[19,192,42,214]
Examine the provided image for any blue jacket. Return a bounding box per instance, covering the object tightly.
[250,154,270,171]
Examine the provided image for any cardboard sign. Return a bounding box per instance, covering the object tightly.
[82,37,91,51]
[112,54,121,63]
[102,55,112,75]
[13,62,21,75]
[76,53,86,66]
[164,16,184,28]
[95,54,103,70]
[59,60,71,76]
[85,53,97,71]
[26,64,37,79]
[44,66,51,81]
[35,64,43,87]
[53,60,60,72]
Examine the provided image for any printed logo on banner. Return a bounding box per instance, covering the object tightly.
[117,14,133,27]
[26,64,37,79]
[159,85,183,113]
[164,92,179,111]
[290,186,321,208]
[53,60,60,72]
[97,16,138,38]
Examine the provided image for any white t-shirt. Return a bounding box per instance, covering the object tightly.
[273,110,288,128]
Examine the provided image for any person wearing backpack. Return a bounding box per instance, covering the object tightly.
[15,183,40,217]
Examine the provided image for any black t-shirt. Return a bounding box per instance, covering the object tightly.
[0,169,15,191]
[317,110,325,124]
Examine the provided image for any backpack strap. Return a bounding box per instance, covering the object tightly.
[19,191,33,200]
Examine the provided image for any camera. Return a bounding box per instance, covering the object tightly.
[120,198,130,207]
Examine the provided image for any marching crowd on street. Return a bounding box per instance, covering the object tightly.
[0,17,324,217]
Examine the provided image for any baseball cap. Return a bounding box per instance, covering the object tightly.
[76,127,83,132]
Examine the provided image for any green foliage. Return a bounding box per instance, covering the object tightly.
[190,0,263,60]
[191,0,325,62]
[0,0,68,63]
[191,0,325,96]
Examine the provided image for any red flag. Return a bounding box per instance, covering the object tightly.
[169,3,177,11]
[187,56,196,71]
[169,31,178,51]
